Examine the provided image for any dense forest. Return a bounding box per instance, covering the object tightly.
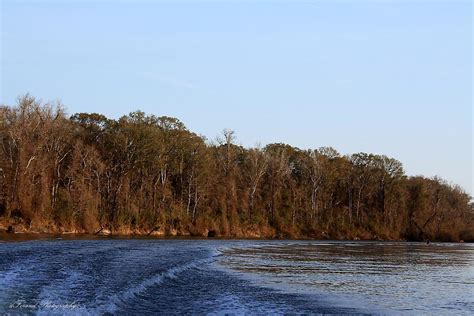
[1,96,473,241]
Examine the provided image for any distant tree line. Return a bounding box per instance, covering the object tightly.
[1,96,473,241]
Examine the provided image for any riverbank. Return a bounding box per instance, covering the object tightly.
[0,219,274,239]
[0,220,405,242]
[1,217,472,242]
[2,229,470,244]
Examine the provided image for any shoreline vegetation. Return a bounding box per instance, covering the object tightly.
[0,230,471,242]
[0,231,471,243]
[1,95,473,242]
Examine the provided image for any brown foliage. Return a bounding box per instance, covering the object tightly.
[1,96,472,240]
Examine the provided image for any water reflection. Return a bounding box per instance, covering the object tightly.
[220,242,474,313]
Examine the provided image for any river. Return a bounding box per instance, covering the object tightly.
[0,239,472,314]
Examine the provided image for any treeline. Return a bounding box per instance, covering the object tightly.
[1,96,473,241]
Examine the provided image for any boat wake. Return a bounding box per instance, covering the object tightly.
[93,256,216,314]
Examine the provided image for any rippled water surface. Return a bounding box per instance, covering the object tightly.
[0,239,472,314]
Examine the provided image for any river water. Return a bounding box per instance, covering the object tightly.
[0,239,472,315]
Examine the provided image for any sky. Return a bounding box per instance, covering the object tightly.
[1,0,472,195]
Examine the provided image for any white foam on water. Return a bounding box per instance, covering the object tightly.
[93,256,215,314]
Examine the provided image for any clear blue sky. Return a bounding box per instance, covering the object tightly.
[1,0,472,194]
